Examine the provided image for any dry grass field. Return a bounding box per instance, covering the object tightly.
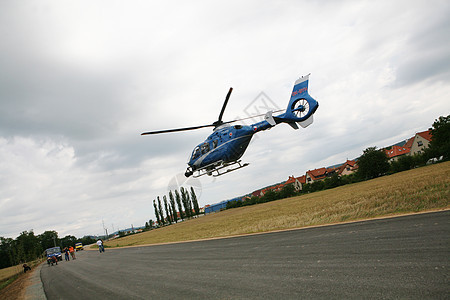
[104,161,450,248]
[0,265,22,282]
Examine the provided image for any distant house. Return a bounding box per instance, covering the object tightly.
[285,175,307,191]
[385,146,411,162]
[251,189,264,198]
[306,167,327,183]
[409,130,432,156]
[261,183,285,195]
[336,160,358,176]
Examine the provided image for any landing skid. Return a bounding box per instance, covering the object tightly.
[193,160,249,178]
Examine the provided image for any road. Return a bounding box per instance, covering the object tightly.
[41,210,449,299]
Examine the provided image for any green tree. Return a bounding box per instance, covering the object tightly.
[180,187,191,218]
[426,115,450,159]
[79,235,96,246]
[302,183,312,193]
[174,189,185,220]
[38,230,59,250]
[0,237,16,268]
[262,190,277,202]
[390,155,415,173]
[310,180,325,192]
[15,230,41,263]
[157,196,165,225]
[60,235,77,248]
[357,147,390,180]
[279,184,297,198]
[323,174,342,189]
[153,199,161,227]
[163,195,172,224]
[190,187,200,216]
[169,190,178,223]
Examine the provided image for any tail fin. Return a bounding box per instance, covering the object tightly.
[275,74,319,128]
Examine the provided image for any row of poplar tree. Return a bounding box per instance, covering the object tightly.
[151,187,200,227]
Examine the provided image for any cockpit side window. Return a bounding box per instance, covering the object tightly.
[201,143,210,154]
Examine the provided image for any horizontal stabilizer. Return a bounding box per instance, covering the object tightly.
[298,115,314,128]
[264,111,276,126]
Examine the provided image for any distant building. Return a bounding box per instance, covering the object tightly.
[285,175,307,191]
[306,167,328,183]
[205,196,244,214]
[336,160,358,176]
[409,130,432,156]
[383,130,432,161]
[385,146,411,162]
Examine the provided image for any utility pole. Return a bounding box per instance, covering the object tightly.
[102,218,108,239]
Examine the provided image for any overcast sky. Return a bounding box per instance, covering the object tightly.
[1,0,449,239]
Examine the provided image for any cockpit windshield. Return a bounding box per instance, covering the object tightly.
[191,146,201,160]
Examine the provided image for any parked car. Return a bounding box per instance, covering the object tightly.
[45,247,62,264]
[427,156,444,165]
[75,242,84,251]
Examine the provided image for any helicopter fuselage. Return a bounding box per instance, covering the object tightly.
[185,120,273,176]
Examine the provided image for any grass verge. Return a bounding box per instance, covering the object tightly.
[105,161,450,248]
[0,259,43,292]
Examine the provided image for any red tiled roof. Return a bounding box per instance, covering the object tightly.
[417,130,432,142]
[404,137,415,148]
[385,145,411,158]
[336,160,358,174]
[296,175,306,184]
[285,176,296,185]
[252,190,263,197]
[307,167,327,180]
[285,175,307,185]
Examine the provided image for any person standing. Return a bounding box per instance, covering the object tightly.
[63,247,70,261]
[96,239,105,253]
[69,246,76,259]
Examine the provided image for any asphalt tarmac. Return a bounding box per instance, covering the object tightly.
[40,210,449,299]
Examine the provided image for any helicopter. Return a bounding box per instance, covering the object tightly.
[141,74,319,178]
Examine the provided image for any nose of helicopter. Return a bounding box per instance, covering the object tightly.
[185,168,194,177]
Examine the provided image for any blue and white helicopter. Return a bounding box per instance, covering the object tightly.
[142,74,319,178]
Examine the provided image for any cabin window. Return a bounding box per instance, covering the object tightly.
[212,140,218,149]
[234,125,242,129]
[191,147,200,159]
[201,143,210,154]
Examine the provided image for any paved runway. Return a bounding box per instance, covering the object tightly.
[41,210,449,299]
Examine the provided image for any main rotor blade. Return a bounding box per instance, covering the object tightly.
[141,124,214,135]
[216,87,233,125]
